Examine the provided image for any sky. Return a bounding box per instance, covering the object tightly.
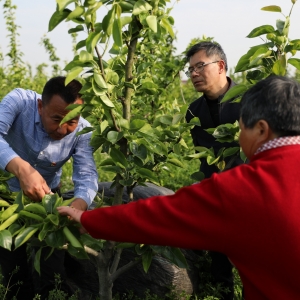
[1,0,300,74]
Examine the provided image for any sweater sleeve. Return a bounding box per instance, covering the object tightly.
[81,175,230,252]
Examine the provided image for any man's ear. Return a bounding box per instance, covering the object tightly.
[37,99,43,115]
[218,60,226,73]
[255,120,277,145]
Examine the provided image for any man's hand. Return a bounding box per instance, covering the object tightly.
[57,206,83,223]
[6,157,50,202]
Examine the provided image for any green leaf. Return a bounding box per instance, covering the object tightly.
[100,94,115,108]
[38,221,54,241]
[172,114,184,125]
[0,230,12,251]
[102,9,115,35]
[86,31,101,53]
[136,168,158,183]
[116,242,136,249]
[130,143,148,160]
[272,55,287,75]
[261,5,281,12]
[119,178,134,186]
[56,0,75,11]
[24,203,47,216]
[0,200,10,207]
[105,69,119,85]
[94,72,108,89]
[42,194,57,214]
[160,17,174,39]
[1,204,19,221]
[159,115,172,125]
[15,227,39,249]
[110,147,128,168]
[142,250,153,273]
[107,131,124,144]
[223,147,240,158]
[288,58,300,70]
[121,16,132,27]
[249,48,272,67]
[65,66,83,85]
[60,105,83,126]
[169,247,188,268]
[246,25,275,38]
[132,0,152,15]
[276,19,285,34]
[61,198,76,207]
[68,25,84,33]
[129,119,146,132]
[246,70,265,83]
[67,5,85,20]
[221,85,248,103]
[46,214,59,226]
[167,158,184,168]
[19,210,44,222]
[48,9,71,32]
[141,81,158,95]
[76,127,94,136]
[8,223,22,236]
[79,50,93,62]
[45,230,65,248]
[188,117,201,126]
[191,171,205,181]
[146,15,157,33]
[207,155,219,165]
[63,227,83,249]
[113,18,123,47]
[67,243,89,259]
[34,248,42,275]
[100,166,123,173]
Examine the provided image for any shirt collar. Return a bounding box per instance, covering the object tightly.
[255,136,300,155]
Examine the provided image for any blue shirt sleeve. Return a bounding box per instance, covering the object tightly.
[72,125,99,207]
[0,89,30,170]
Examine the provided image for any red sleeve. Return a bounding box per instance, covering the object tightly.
[81,175,230,251]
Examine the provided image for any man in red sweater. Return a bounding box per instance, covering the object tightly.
[58,75,300,299]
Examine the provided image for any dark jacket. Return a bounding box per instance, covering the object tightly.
[186,77,242,178]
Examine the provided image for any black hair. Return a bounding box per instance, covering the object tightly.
[186,41,228,72]
[240,75,300,136]
[41,76,82,106]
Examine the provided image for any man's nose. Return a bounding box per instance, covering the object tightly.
[57,123,68,135]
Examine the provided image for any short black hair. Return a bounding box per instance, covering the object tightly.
[240,75,300,136]
[41,76,82,106]
[186,41,228,72]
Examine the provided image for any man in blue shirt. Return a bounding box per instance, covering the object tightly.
[0,76,98,299]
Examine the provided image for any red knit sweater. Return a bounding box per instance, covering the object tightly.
[82,145,300,299]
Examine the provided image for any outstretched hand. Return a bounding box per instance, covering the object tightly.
[57,206,83,223]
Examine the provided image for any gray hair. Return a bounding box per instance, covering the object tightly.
[186,41,228,72]
[240,76,300,136]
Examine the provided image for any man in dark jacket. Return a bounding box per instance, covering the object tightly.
[185,41,241,300]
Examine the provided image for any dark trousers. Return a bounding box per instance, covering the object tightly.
[210,251,234,300]
[0,245,73,299]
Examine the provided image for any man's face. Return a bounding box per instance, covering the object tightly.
[189,50,221,93]
[38,95,83,140]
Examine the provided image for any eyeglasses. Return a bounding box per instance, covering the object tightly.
[185,61,219,78]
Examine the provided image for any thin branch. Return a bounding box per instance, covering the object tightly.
[111,257,142,282]
[110,248,123,274]
[110,110,121,132]
[62,244,99,257]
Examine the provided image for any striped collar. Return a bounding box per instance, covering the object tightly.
[255,136,300,155]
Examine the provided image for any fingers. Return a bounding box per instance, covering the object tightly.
[57,206,83,223]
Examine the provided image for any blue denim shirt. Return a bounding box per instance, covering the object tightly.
[0,88,98,206]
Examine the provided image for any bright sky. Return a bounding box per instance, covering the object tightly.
[1,0,300,73]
